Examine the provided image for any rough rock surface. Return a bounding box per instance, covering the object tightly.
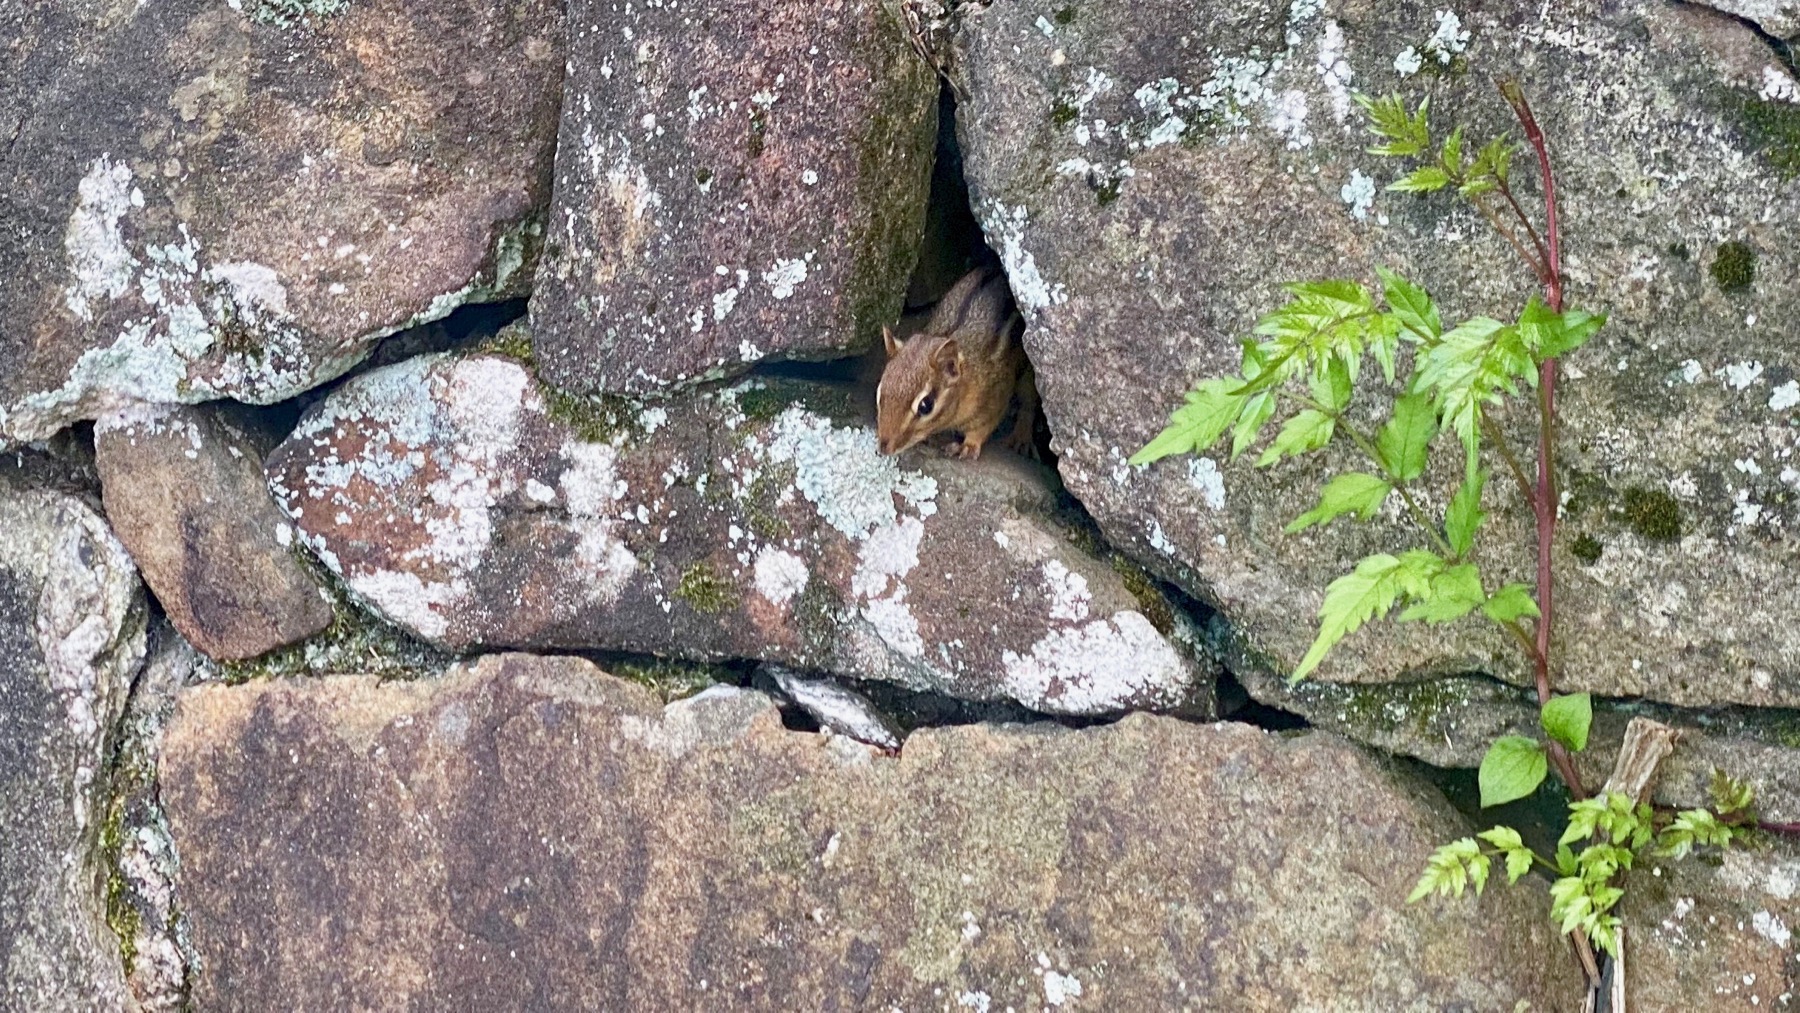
[95,404,332,660]
[1232,658,1800,822]
[0,0,563,445]
[1624,838,1800,1010]
[528,0,938,393]
[951,0,1800,711]
[0,481,146,1010]
[159,652,1580,1010]
[264,349,1211,715]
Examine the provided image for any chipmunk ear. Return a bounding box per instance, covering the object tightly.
[932,338,963,381]
[882,324,903,359]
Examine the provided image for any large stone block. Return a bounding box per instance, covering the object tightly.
[528,0,938,393]
[159,653,1581,1010]
[0,0,563,445]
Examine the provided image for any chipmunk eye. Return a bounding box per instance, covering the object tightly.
[915,393,935,417]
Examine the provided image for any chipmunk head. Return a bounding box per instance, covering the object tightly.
[876,325,964,456]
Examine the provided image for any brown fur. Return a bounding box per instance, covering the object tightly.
[875,268,1037,460]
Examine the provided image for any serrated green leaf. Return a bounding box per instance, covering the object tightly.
[1481,583,1540,624]
[1657,809,1734,860]
[1541,693,1593,753]
[1229,391,1276,460]
[1397,562,1485,623]
[1409,836,1481,903]
[1445,469,1487,557]
[1131,377,1244,465]
[1589,914,1623,959]
[1479,736,1548,807]
[1286,472,1393,533]
[1457,177,1498,198]
[1309,355,1354,413]
[1292,553,1409,681]
[1376,392,1437,481]
[1519,298,1607,363]
[1505,846,1533,883]
[1390,165,1451,193]
[1412,317,1529,471]
[1369,139,1424,157]
[1376,267,1441,345]
[1477,826,1524,851]
[1711,769,1756,817]
[1475,136,1514,183]
[1392,549,1448,599]
[1362,93,1430,157]
[1256,409,1335,467]
[1467,851,1491,895]
[1285,279,1376,315]
[1478,826,1536,884]
[1441,125,1465,174]
[1561,797,1606,846]
[1539,309,1606,359]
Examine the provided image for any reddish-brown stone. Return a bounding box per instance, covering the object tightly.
[528,0,938,393]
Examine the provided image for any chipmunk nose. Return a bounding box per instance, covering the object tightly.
[877,437,893,455]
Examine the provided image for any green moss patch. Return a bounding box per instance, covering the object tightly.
[608,656,730,702]
[674,562,739,613]
[216,555,449,683]
[539,384,635,444]
[1622,486,1682,542]
[1728,90,1800,180]
[479,325,536,366]
[1570,533,1603,565]
[1710,241,1756,293]
[1110,556,1175,635]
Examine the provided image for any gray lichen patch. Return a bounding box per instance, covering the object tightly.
[242,0,352,28]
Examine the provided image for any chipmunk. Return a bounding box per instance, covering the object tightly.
[876,267,1038,460]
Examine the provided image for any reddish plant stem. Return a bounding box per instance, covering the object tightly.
[1503,81,1587,800]
[1761,820,1800,835]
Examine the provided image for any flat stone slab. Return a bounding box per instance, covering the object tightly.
[528,0,938,393]
[0,0,562,445]
[158,653,1581,1010]
[265,350,1211,715]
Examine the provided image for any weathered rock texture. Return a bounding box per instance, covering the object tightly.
[1624,839,1800,1009]
[265,350,1212,715]
[1232,657,1800,823]
[0,482,146,1010]
[0,0,563,445]
[95,404,332,660]
[529,0,938,393]
[951,0,1800,711]
[110,624,203,1012]
[159,653,1580,1010]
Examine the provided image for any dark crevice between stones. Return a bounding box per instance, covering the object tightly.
[256,296,531,435]
[103,603,197,1009]
[1396,754,1577,876]
[755,82,1056,463]
[1676,0,1799,76]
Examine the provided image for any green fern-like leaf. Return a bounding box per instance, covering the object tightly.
[1131,377,1243,465]
[1293,550,1443,681]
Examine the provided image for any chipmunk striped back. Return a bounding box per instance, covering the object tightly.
[876,268,1031,461]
